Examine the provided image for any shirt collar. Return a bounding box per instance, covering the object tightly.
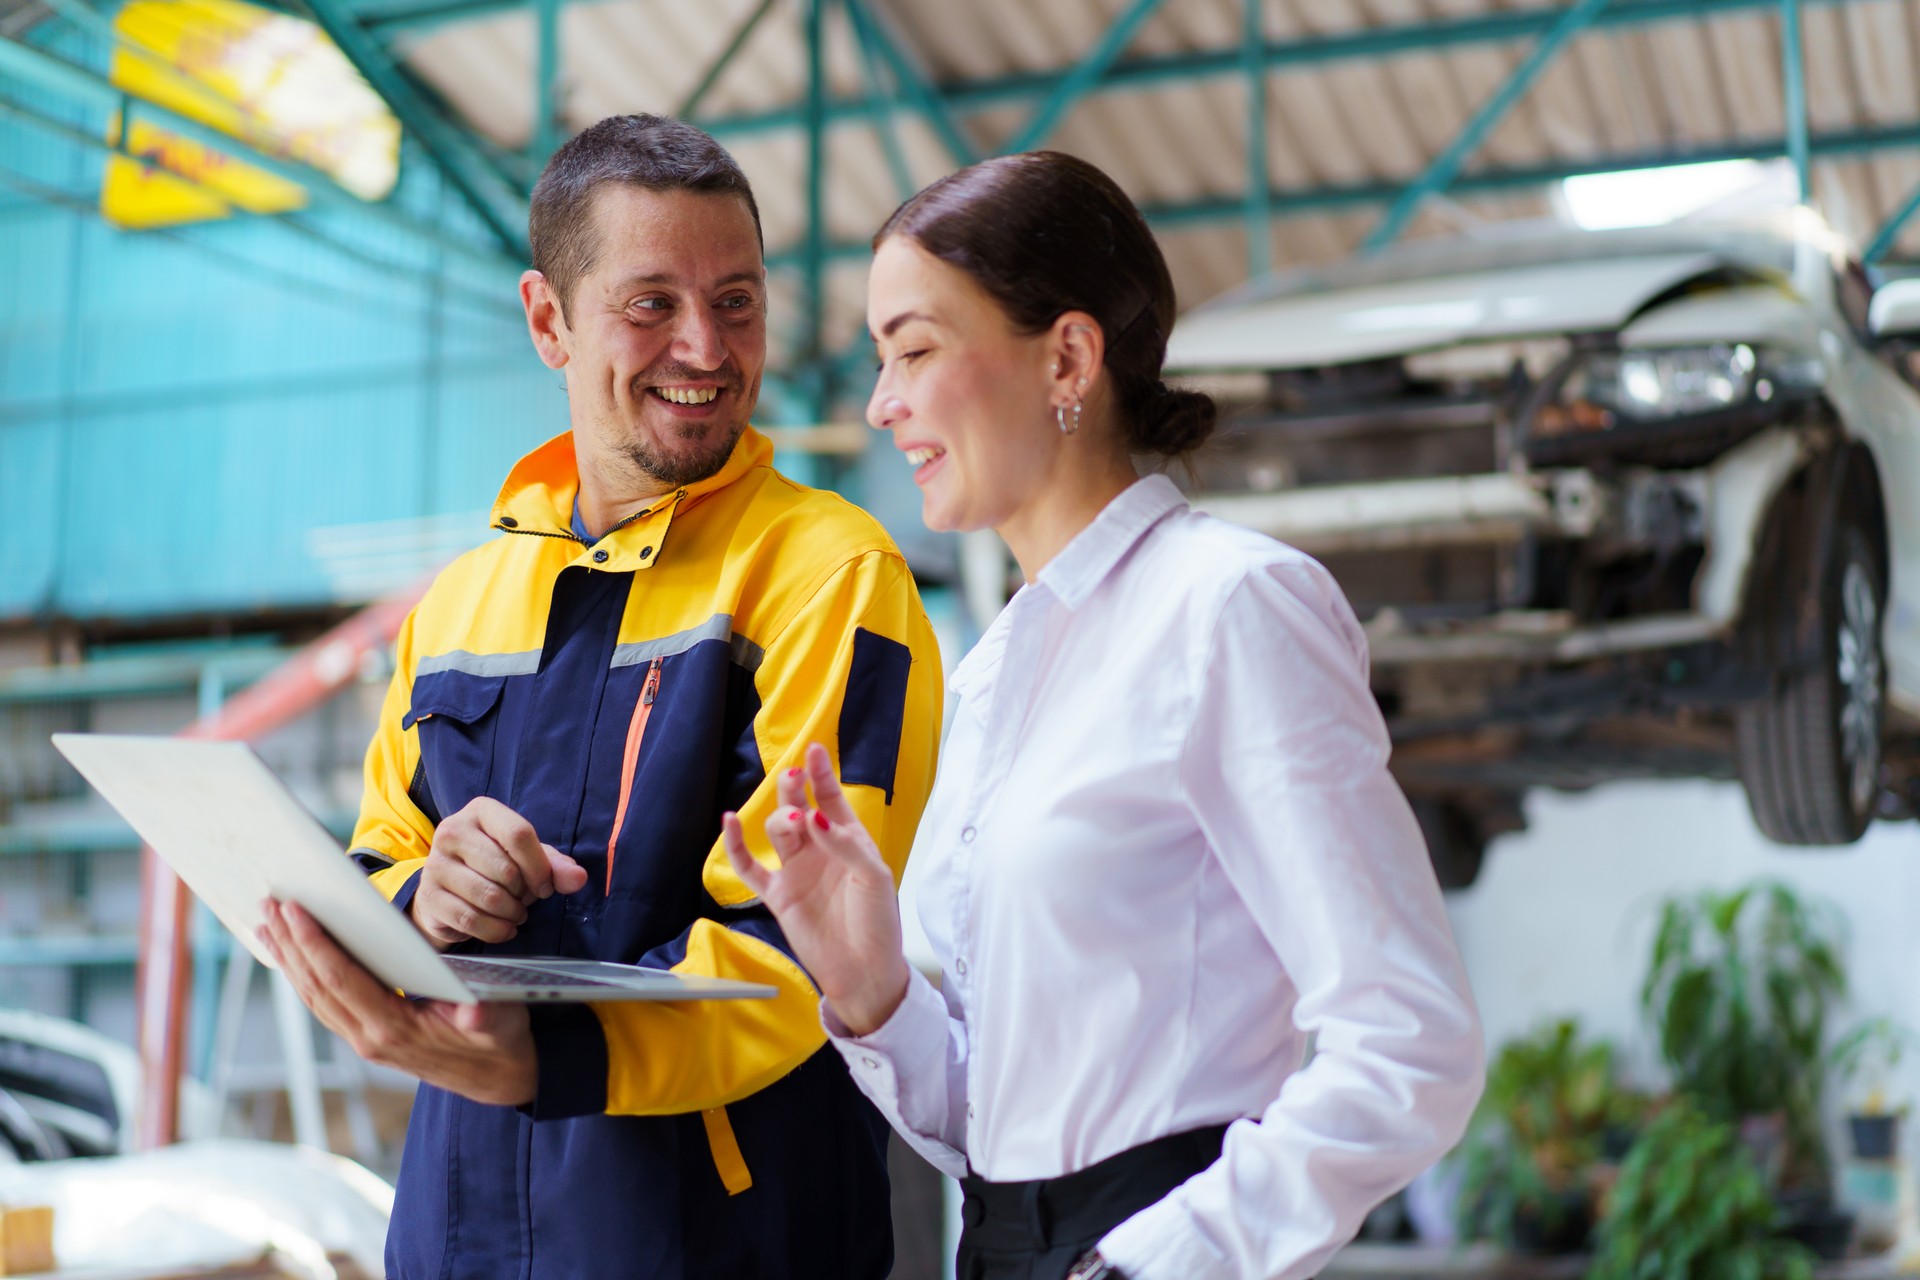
[1034,473,1188,611]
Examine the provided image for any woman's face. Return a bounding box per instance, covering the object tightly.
[865,236,1062,533]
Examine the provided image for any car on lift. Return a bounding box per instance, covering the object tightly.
[1168,208,1920,889]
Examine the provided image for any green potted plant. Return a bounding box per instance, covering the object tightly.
[1640,880,1846,1192]
[1450,1018,1645,1253]
[1831,1017,1914,1160]
[1590,1100,1815,1280]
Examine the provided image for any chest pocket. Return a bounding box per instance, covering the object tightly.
[404,671,509,817]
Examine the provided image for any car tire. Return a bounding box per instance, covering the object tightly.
[1735,515,1887,845]
[1413,798,1498,891]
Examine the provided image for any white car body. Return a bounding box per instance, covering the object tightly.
[1170,207,1920,871]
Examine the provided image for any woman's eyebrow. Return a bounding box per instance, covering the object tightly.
[877,310,935,338]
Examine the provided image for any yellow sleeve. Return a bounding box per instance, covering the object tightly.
[346,608,434,902]
[527,549,943,1119]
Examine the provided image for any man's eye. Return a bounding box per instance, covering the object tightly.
[630,298,670,312]
[719,295,754,310]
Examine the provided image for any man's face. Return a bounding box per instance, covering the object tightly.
[543,186,766,488]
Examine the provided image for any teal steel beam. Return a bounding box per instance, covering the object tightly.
[1781,0,1810,200]
[801,0,828,412]
[1243,0,1270,277]
[0,35,521,280]
[288,0,531,254]
[840,0,976,168]
[531,0,562,163]
[703,0,1842,144]
[1004,0,1169,154]
[676,0,778,119]
[1363,0,1612,250]
[848,0,916,201]
[360,0,523,33]
[1869,178,1920,260]
[763,117,1920,271]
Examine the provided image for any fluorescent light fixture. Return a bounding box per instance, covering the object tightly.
[1559,158,1794,230]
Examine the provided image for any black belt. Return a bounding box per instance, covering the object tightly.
[956,1124,1230,1278]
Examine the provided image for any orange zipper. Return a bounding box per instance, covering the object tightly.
[606,656,662,892]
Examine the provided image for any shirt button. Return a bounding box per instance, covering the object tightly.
[640,546,654,559]
[966,1103,975,1119]
[592,549,609,563]
[954,957,968,976]
[498,516,518,528]
[961,826,976,843]
[861,1056,879,1069]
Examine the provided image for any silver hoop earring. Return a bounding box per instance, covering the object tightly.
[1056,401,1082,435]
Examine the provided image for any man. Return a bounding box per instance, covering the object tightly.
[259,114,942,1279]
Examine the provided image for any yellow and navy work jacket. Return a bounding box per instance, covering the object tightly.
[348,427,942,1280]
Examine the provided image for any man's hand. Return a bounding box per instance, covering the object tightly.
[258,898,538,1107]
[412,796,589,949]
[721,742,912,1037]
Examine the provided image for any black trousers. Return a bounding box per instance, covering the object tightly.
[954,1125,1229,1280]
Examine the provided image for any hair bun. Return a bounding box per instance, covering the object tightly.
[1130,383,1216,457]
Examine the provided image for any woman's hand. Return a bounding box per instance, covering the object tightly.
[722,742,912,1037]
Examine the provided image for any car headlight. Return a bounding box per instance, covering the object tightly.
[1535,343,1823,437]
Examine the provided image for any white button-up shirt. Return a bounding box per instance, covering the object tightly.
[829,475,1484,1280]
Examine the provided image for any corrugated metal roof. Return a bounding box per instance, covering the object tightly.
[394,0,1920,367]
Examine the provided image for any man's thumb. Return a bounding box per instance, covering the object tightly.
[543,845,589,894]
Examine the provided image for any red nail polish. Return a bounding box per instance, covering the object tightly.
[789,809,803,822]
[788,768,802,778]
[812,810,830,831]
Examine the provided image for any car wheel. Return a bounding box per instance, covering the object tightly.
[1412,796,1520,891]
[1735,517,1887,845]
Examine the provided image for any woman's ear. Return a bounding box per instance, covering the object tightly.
[521,270,572,371]
[1047,310,1105,408]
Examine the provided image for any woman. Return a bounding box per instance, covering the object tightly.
[721,152,1484,1280]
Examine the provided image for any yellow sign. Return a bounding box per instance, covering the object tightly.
[102,0,400,229]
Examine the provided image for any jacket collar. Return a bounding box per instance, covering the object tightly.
[489,427,774,572]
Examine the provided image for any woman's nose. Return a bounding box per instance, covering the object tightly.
[867,391,908,431]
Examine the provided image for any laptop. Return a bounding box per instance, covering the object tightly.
[51,733,777,1006]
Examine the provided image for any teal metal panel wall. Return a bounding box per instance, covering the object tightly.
[0,25,555,622]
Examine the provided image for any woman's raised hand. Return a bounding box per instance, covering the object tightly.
[721,741,912,1037]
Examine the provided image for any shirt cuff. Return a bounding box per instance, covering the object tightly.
[522,1003,609,1120]
[1099,1192,1234,1280]
[823,966,947,1087]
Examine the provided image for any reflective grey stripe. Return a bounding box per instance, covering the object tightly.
[611,614,764,672]
[416,649,542,678]
[729,632,765,673]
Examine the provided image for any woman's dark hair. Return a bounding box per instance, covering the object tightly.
[873,151,1215,457]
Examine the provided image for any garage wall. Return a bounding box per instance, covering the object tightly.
[1450,780,1920,1133]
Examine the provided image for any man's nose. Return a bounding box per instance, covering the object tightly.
[670,306,727,370]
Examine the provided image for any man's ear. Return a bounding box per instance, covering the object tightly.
[521,270,571,371]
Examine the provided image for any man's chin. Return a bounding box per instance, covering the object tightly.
[624,418,746,488]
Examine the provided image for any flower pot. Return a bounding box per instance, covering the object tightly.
[1849,1113,1900,1160]
[1775,1192,1855,1261]
[1510,1189,1593,1255]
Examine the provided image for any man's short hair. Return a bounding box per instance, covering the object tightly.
[529,114,764,319]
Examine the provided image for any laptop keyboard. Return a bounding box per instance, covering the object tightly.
[445,957,625,987]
